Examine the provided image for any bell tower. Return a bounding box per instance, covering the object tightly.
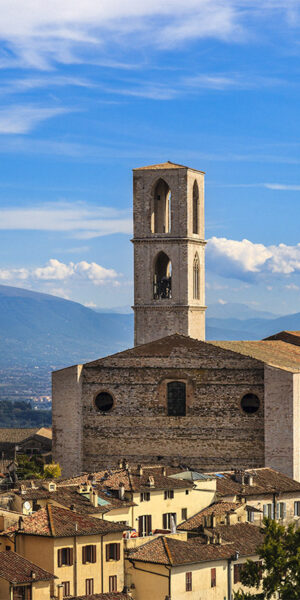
[132,161,206,346]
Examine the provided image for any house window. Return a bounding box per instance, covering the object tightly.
[234,564,242,584]
[85,579,94,595]
[13,586,32,600]
[241,393,260,414]
[62,582,70,597]
[153,252,172,299]
[294,501,300,516]
[186,571,192,591]
[181,508,187,521]
[164,490,174,499]
[211,568,216,588]
[57,548,73,567]
[263,503,274,519]
[95,391,114,412]
[247,508,254,523]
[140,492,150,502]
[109,575,118,592]
[185,490,189,495]
[167,381,186,416]
[106,543,121,561]
[82,544,96,564]
[163,513,177,530]
[138,515,152,537]
[277,502,286,519]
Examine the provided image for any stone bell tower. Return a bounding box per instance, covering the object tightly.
[132,161,206,346]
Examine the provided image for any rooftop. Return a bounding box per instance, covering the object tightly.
[69,595,132,600]
[128,523,263,566]
[0,550,55,583]
[211,339,300,372]
[177,501,242,531]
[0,428,51,444]
[5,505,129,538]
[206,467,300,497]
[133,161,205,173]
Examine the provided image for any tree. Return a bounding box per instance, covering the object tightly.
[16,454,44,479]
[234,518,300,600]
[43,463,61,478]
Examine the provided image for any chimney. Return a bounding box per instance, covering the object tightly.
[217,532,222,545]
[248,474,254,486]
[18,517,24,531]
[226,513,231,526]
[92,491,98,507]
[162,467,167,476]
[57,584,63,600]
[118,458,123,468]
[30,571,36,580]
[70,504,76,511]
[211,513,216,528]
[123,459,129,470]
[147,476,155,487]
[206,534,211,545]
[137,464,143,477]
[119,482,125,500]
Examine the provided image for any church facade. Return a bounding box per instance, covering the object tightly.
[52,162,300,481]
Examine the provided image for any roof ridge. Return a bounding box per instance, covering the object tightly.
[46,504,55,536]
[162,536,173,565]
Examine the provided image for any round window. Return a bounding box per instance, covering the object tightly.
[241,393,260,414]
[95,392,114,412]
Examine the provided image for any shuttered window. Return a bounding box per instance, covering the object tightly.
[294,501,300,516]
[62,582,70,597]
[106,543,121,561]
[109,575,117,592]
[138,515,152,537]
[85,579,94,595]
[211,567,216,588]
[82,545,96,564]
[57,548,73,567]
[234,564,242,584]
[186,571,192,591]
[162,513,177,530]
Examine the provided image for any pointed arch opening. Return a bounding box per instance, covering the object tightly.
[151,178,171,234]
[192,180,199,234]
[153,251,172,299]
[193,253,200,300]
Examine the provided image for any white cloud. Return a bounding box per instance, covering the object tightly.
[207,237,300,281]
[0,258,119,286]
[285,283,300,290]
[0,105,69,134]
[0,201,132,238]
[0,1,296,69]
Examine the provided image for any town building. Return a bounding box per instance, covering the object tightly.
[2,505,128,597]
[0,550,55,600]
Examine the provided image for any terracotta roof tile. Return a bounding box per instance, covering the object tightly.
[210,340,300,372]
[133,161,204,173]
[0,550,55,583]
[207,467,300,497]
[177,501,242,531]
[128,524,263,566]
[5,505,129,538]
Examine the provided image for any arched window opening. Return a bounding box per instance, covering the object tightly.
[95,392,114,412]
[192,180,199,234]
[241,394,260,414]
[151,179,171,234]
[193,254,200,300]
[153,252,172,299]
[167,381,186,416]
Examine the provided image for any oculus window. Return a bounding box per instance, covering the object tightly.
[95,392,114,412]
[241,393,260,414]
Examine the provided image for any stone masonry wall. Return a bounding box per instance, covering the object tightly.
[80,344,264,474]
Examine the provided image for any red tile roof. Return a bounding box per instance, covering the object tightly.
[207,467,300,497]
[128,524,263,566]
[133,161,205,173]
[177,501,242,531]
[5,505,129,538]
[0,550,55,583]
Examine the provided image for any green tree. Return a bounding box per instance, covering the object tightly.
[234,518,300,600]
[43,462,61,479]
[16,454,44,479]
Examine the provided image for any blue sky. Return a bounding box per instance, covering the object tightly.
[1,1,300,314]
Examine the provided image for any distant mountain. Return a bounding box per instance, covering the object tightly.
[0,284,133,369]
[206,302,279,320]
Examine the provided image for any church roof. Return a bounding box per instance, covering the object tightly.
[84,333,300,372]
[133,161,205,173]
[210,339,300,372]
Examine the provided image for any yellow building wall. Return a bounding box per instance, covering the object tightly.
[32,580,52,600]
[0,578,9,599]
[103,532,126,593]
[103,506,132,525]
[16,534,54,574]
[125,559,169,600]
[171,560,228,600]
